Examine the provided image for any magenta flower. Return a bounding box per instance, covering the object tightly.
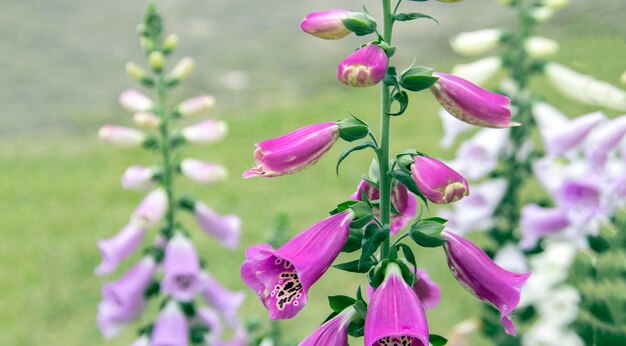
[442,231,531,335]
[161,233,202,301]
[97,257,156,338]
[300,306,357,346]
[131,187,168,227]
[364,263,429,346]
[542,111,605,156]
[350,179,417,234]
[199,271,246,326]
[194,201,241,249]
[119,89,154,112]
[241,211,354,319]
[431,72,514,128]
[151,302,189,346]
[585,115,626,167]
[411,156,469,204]
[121,165,156,191]
[520,204,570,249]
[243,122,339,178]
[300,10,352,40]
[95,223,145,275]
[413,268,441,310]
[180,159,228,185]
[195,307,223,344]
[338,45,388,87]
[99,125,147,147]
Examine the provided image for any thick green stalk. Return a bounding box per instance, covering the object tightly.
[156,72,176,235]
[378,0,394,258]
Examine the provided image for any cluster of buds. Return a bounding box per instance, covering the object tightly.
[241,2,531,345]
[96,4,245,345]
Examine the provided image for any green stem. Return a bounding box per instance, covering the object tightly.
[378,0,394,259]
[156,72,176,235]
[270,320,282,346]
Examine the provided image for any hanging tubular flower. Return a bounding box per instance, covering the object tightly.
[99,125,147,147]
[520,204,570,249]
[411,156,469,204]
[350,179,417,235]
[199,271,246,326]
[241,211,354,319]
[161,233,202,301]
[151,301,189,346]
[300,10,352,40]
[121,165,156,191]
[431,72,514,128]
[449,29,503,56]
[95,223,146,275]
[243,122,340,178]
[540,111,605,156]
[442,231,531,335]
[119,89,154,112]
[338,44,389,87]
[585,115,626,168]
[193,201,241,249]
[299,306,358,346]
[367,267,441,311]
[131,187,168,227]
[97,257,156,338]
[364,263,429,346]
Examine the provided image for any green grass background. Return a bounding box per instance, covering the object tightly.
[1,0,625,345]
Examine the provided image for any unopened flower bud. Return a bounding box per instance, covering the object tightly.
[168,57,194,83]
[119,89,154,112]
[532,7,555,23]
[449,29,503,56]
[181,120,228,144]
[99,125,147,147]
[175,95,215,117]
[133,112,160,129]
[338,44,389,88]
[525,36,559,58]
[163,34,178,54]
[121,166,157,191]
[411,155,469,204]
[300,10,352,40]
[148,51,165,72]
[131,188,168,227]
[139,37,156,52]
[180,159,228,185]
[543,0,569,10]
[125,62,153,86]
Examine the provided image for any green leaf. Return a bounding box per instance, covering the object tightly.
[422,216,448,224]
[361,224,389,259]
[333,256,378,273]
[328,295,357,313]
[400,66,439,92]
[410,220,446,247]
[389,89,409,116]
[429,334,448,346]
[383,66,400,87]
[336,141,377,175]
[397,243,417,271]
[394,12,439,24]
[342,228,364,253]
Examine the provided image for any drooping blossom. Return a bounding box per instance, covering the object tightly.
[177,95,215,116]
[243,122,340,178]
[161,233,202,301]
[350,179,417,234]
[99,125,147,147]
[151,301,189,346]
[95,223,146,275]
[450,56,503,86]
[300,10,352,40]
[539,111,605,156]
[131,187,168,227]
[364,263,429,346]
[367,266,441,311]
[241,211,354,319]
[194,201,241,249]
[121,165,156,191]
[119,89,154,112]
[442,231,531,335]
[199,271,246,326]
[411,155,469,204]
[584,115,626,168]
[299,306,357,346]
[449,29,502,56]
[431,72,514,128]
[180,159,228,185]
[97,257,156,338]
[519,204,570,249]
[446,128,510,180]
[338,45,389,88]
[181,120,228,144]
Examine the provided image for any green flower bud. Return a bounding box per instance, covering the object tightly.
[163,34,178,54]
[148,51,165,72]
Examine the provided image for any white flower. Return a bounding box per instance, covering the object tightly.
[449,29,503,56]
[536,286,580,327]
[451,56,502,86]
[525,36,559,58]
[447,128,510,180]
[523,322,583,346]
[438,108,473,149]
[545,63,626,112]
[494,243,528,273]
[532,7,555,23]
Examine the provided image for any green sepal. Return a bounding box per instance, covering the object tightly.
[389,160,428,205]
[396,243,417,272]
[400,66,439,92]
[330,200,359,214]
[336,141,377,175]
[342,228,364,253]
[349,201,376,229]
[347,322,365,338]
[342,12,377,36]
[368,258,390,289]
[410,220,446,247]
[178,196,197,211]
[383,66,400,87]
[190,325,210,344]
[179,301,196,317]
[394,12,439,24]
[328,295,357,313]
[333,256,378,273]
[142,136,159,151]
[143,280,160,298]
[429,334,448,346]
[395,258,416,286]
[337,118,369,142]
